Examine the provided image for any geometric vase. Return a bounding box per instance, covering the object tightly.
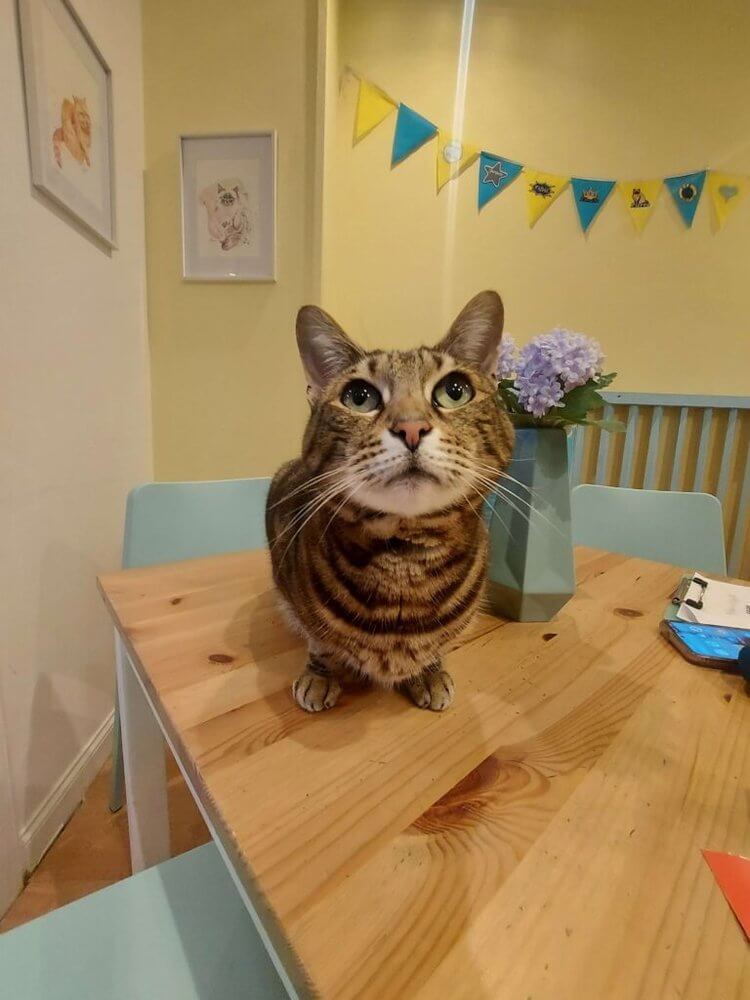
[485,427,575,622]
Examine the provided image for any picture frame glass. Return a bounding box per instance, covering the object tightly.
[181,133,276,282]
[19,0,115,245]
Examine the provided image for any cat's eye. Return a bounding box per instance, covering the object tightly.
[340,379,382,413]
[432,372,475,409]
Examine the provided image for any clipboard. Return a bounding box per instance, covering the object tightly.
[670,573,750,630]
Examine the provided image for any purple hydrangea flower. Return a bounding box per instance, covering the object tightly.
[513,328,605,418]
[496,334,518,380]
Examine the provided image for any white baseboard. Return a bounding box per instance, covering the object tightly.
[20,709,114,873]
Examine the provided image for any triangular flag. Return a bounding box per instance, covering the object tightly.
[703,851,750,939]
[571,178,615,232]
[391,104,438,167]
[477,152,523,210]
[525,170,569,227]
[353,80,398,143]
[664,170,707,227]
[618,180,662,233]
[706,171,748,229]
[436,131,479,191]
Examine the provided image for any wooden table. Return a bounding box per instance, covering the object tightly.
[98,547,749,999]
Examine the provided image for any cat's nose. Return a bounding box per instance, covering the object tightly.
[390,420,432,452]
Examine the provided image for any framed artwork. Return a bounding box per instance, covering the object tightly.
[180,133,277,282]
[17,0,116,246]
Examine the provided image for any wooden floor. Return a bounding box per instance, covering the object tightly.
[0,753,208,933]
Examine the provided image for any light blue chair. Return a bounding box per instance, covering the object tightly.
[571,484,727,574]
[110,477,271,812]
[0,844,286,998]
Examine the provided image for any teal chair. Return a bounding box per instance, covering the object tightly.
[571,485,727,574]
[0,844,286,998]
[111,477,271,812]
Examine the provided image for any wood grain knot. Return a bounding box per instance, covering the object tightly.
[411,755,539,834]
[208,653,234,664]
[614,607,643,619]
[170,597,183,605]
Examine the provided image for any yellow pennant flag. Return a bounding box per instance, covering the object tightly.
[524,170,569,226]
[706,172,748,229]
[436,131,479,191]
[353,80,398,143]
[618,180,662,233]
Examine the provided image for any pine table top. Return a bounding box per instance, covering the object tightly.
[98,547,749,999]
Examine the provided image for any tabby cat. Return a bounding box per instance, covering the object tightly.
[266,291,514,713]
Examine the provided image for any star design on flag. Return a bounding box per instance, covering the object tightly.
[482,160,508,188]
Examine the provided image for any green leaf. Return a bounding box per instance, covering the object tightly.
[584,417,626,433]
[495,383,522,414]
[554,382,605,421]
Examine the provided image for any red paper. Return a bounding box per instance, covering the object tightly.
[702,850,750,939]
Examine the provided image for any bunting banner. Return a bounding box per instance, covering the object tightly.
[525,170,569,227]
[618,180,662,233]
[477,152,523,210]
[391,104,437,167]
[664,171,707,228]
[571,178,615,232]
[350,74,749,235]
[353,80,397,143]
[706,172,748,229]
[436,132,479,191]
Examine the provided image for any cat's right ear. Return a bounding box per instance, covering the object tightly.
[296,306,363,398]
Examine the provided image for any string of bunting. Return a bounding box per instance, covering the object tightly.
[353,77,749,233]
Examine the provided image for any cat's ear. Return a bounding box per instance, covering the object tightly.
[436,291,504,374]
[296,306,364,397]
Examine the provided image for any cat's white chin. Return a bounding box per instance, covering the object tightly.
[356,478,465,518]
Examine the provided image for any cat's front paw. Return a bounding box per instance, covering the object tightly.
[292,670,342,712]
[405,670,455,712]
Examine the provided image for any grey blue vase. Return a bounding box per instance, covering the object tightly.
[485,427,575,622]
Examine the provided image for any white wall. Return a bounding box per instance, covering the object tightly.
[0,0,152,890]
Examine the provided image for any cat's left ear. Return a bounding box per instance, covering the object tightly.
[296,306,364,398]
[436,290,504,374]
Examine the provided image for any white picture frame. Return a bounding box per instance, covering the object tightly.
[180,132,277,283]
[17,0,116,247]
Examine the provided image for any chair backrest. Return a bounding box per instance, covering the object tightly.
[571,484,727,575]
[122,477,271,569]
[568,391,750,576]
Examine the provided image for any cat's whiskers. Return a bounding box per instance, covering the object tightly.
[319,480,366,542]
[271,477,353,546]
[455,452,544,503]
[277,470,370,565]
[463,467,565,539]
[267,463,364,509]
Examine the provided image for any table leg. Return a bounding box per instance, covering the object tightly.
[114,630,170,872]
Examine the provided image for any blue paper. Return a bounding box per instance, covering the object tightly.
[665,171,707,227]
[477,153,523,210]
[571,178,615,232]
[391,105,438,166]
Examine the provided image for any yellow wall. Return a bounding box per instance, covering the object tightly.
[144,0,750,481]
[143,0,321,480]
[322,0,750,394]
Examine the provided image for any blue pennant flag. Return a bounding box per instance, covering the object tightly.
[477,152,523,210]
[664,170,707,227]
[391,104,438,167]
[571,178,615,232]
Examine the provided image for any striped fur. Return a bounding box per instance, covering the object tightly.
[266,292,514,712]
